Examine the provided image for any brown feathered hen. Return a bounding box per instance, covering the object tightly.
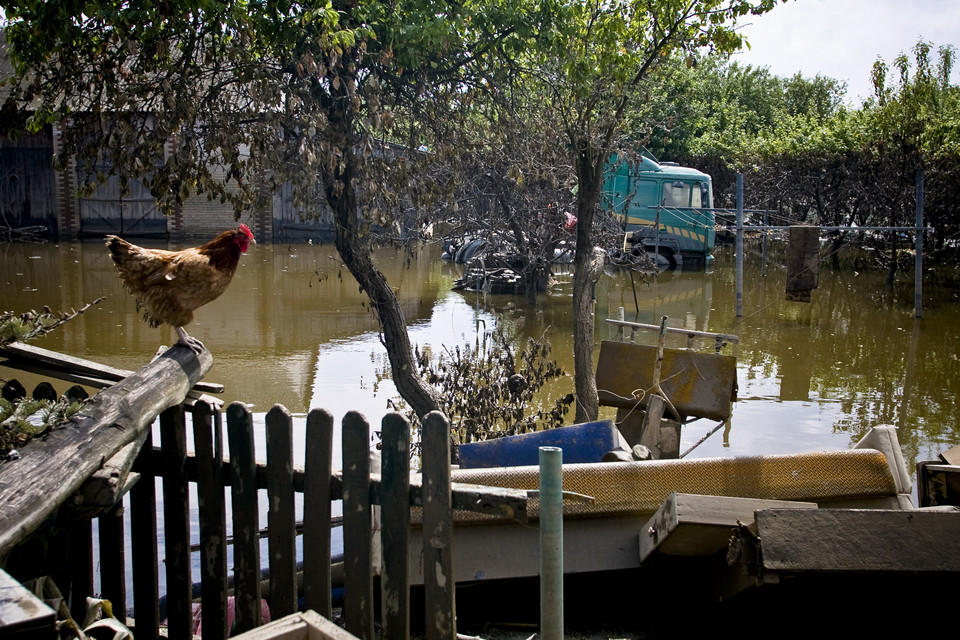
[105,225,255,353]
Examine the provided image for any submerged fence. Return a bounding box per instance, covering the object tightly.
[0,344,531,640]
[74,402,502,640]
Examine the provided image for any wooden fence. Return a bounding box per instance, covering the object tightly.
[108,402,521,640]
[0,344,531,639]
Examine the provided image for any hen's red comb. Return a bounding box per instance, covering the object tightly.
[238,224,254,238]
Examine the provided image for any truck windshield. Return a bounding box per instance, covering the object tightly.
[662,181,703,208]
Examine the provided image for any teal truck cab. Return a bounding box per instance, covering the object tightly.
[602,154,716,267]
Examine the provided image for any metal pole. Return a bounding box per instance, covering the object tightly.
[735,174,744,317]
[654,207,661,269]
[915,170,924,318]
[539,446,563,640]
[761,208,769,277]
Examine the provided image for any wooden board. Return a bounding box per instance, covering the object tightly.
[939,444,960,466]
[639,493,817,562]
[918,462,960,508]
[756,508,960,572]
[0,346,212,559]
[595,340,737,420]
[0,569,56,639]
[0,341,223,394]
[217,610,360,640]
[408,513,649,585]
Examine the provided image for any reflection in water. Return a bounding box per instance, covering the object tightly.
[2,241,959,471]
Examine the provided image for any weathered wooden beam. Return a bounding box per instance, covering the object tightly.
[754,508,960,572]
[69,437,145,517]
[226,402,263,634]
[160,406,193,640]
[193,400,229,640]
[129,430,160,635]
[142,448,530,523]
[342,411,375,640]
[0,568,56,638]
[0,345,213,560]
[266,405,298,618]
[0,341,223,394]
[380,412,411,640]
[421,411,456,640]
[639,493,817,563]
[302,408,334,618]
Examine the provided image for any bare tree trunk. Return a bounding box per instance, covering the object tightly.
[571,155,605,423]
[324,115,442,420]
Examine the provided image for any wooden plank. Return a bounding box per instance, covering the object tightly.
[407,510,646,586]
[193,401,228,640]
[785,225,820,301]
[0,568,56,639]
[638,395,666,453]
[266,405,298,618]
[639,493,818,562]
[917,462,960,508]
[302,408,334,618]
[130,430,160,637]
[421,411,455,640]
[341,411,374,640]
[0,345,213,559]
[97,502,127,624]
[595,340,737,420]
[227,402,263,633]
[71,437,144,517]
[380,413,411,640]
[756,508,960,572]
[69,519,93,624]
[0,341,224,393]
[303,409,333,618]
[940,445,960,466]
[160,406,192,640]
[229,610,361,640]
[604,320,739,347]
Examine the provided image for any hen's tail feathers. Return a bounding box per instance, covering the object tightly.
[105,235,135,266]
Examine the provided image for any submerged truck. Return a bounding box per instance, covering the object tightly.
[602,154,716,267]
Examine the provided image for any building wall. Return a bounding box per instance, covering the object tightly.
[3,124,331,243]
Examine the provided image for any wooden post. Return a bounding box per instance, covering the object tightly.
[342,411,374,640]
[227,402,263,633]
[422,411,455,640]
[303,408,334,618]
[915,169,924,318]
[735,173,744,317]
[193,401,228,640]
[97,502,127,624]
[380,412,411,640]
[68,520,93,624]
[130,430,160,637]
[266,405,297,618]
[160,405,192,639]
[785,225,820,302]
[0,345,212,559]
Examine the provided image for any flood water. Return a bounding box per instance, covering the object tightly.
[2,238,959,474]
[4,236,960,601]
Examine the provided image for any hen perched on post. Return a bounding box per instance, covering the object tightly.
[105,225,256,353]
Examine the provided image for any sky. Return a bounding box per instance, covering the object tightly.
[732,0,960,104]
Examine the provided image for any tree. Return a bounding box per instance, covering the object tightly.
[0,0,550,420]
[517,0,783,422]
[865,41,959,275]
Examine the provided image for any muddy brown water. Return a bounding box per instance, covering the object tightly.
[3,236,960,615]
[3,239,958,472]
